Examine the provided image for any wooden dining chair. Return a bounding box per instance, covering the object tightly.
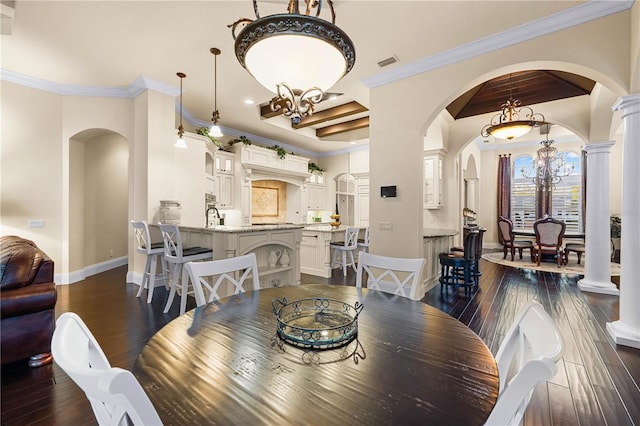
[497,216,533,261]
[131,220,168,303]
[185,253,260,307]
[158,223,213,315]
[51,312,162,426]
[485,300,563,426]
[532,217,566,267]
[356,252,426,300]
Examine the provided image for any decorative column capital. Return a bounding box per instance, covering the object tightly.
[583,141,615,155]
[612,93,640,116]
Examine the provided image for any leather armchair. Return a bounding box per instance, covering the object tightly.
[1,236,57,367]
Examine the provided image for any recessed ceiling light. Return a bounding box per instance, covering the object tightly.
[350,141,356,145]
[244,99,255,105]
[329,94,338,101]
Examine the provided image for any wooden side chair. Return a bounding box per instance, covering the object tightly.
[485,301,563,425]
[185,253,260,307]
[532,217,566,267]
[52,312,162,425]
[497,216,533,261]
[356,252,425,300]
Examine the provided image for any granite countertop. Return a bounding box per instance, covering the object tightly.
[423,228,458,238]
[178,224,304,233]
[303,224,352,233]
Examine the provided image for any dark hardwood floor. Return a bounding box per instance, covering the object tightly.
[1,260,637,425]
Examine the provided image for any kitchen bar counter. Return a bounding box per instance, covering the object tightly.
[422,228,458,295]
[180,224,304,233]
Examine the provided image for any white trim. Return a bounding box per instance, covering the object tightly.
[55,256,128,285]
[0,69,178,97]
[362,0,634,89]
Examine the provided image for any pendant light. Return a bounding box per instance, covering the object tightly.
[175,72,187,148]
[209,47,223,138]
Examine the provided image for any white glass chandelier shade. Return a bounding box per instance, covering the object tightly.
[175,136,187,149]
[209,123,223,138]
[244,35,348,95]
[488,121,534,140]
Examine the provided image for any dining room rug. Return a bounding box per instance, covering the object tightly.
[482,251,621,276]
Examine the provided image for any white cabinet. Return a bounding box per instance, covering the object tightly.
[239,145,310,177]
[300,230,333,277]
[307,172,325,210]
[217,174,234,208]
[356,175,369,227]
[335,173,356,225]
[214,151,234,175]
[424,151,444,209]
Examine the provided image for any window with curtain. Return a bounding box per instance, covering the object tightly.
[510,151,583,232]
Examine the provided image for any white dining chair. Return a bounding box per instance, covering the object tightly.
[51,312,162,426]
[131,220,168,303]
[357,226,370,254]
[158,223,213,315]
[485,300,564,426]
[330,227,360,276]
[185,253,260,306]
[356,252,426,300]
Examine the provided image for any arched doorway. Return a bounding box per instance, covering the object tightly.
[68,129,129,278]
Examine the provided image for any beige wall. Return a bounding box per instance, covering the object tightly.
[368,8,635,259]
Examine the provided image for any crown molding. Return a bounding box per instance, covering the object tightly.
[362,0,634,89]
[0,69,178,97]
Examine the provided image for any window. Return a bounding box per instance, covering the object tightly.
[510,151,583,233]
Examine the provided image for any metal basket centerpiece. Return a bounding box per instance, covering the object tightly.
[272,298,364,350]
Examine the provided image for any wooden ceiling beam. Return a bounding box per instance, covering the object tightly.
[316,116,369,138]
[292,101,368,129]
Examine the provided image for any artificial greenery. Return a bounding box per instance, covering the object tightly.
[196,127,223,149]
[227,135,253,147]
[269,145,288,159]
[308,162,324,173]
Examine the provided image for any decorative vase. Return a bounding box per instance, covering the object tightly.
[268,250,282,268]
[280,250,290,267]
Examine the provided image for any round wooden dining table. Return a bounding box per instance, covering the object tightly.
[134,285,499,425]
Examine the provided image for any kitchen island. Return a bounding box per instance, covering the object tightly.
[152,224,303,294]
[300,224,365,278]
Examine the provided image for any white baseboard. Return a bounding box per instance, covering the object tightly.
[55,256,128,285]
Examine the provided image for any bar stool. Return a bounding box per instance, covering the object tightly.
[330,227,359,276]
[358,227,370,254]
[158,223,213,315]
[131,220,168,303]
[439,230,479,297]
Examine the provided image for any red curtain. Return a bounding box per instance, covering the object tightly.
[497,154,511,242]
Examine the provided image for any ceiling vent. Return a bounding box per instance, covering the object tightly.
[377,56,399,68]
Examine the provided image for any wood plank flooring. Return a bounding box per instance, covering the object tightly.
[1,260,637,425]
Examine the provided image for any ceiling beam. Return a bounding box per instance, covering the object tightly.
[316,116,369,138]
[293,101,368,129]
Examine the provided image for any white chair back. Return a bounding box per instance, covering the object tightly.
[158,223,185,264]
[343,227,359,249]
[356,252,426,300]
[486,300,564,426]
[131,220,161,256]
[51,312,162,426]
[185,253,260,307]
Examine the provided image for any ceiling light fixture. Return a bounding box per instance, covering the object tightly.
[480,74,545,140]
[209,47,223,138]
[230,0,356,125]
[175,72,187,149]
[522,127,575,191]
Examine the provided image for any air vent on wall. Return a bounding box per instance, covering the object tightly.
[377,56,399,68]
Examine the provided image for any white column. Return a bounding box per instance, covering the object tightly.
[578,142,618,295]
[465,178,478,212]
[607,93,640,349]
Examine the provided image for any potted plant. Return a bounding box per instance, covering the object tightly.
[196,127,224,149]
[308,162,324,173]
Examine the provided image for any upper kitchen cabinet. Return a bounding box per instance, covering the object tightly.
[424,150,444,209]
[335,173,356,225]
[238,144,309,177]
[215,151,234,175]
[307,172,325,210]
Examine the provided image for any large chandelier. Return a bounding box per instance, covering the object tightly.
[230,0,356,124]
[481,75,545,140]
[522,136,575,191]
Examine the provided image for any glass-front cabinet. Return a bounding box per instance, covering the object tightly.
[424,150,444,209]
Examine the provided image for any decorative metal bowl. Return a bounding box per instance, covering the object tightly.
[272,298,364,350]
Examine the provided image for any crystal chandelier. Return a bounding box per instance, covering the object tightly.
[481,75,545,140]
[522,137,575,191]
[230,0,356,125]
